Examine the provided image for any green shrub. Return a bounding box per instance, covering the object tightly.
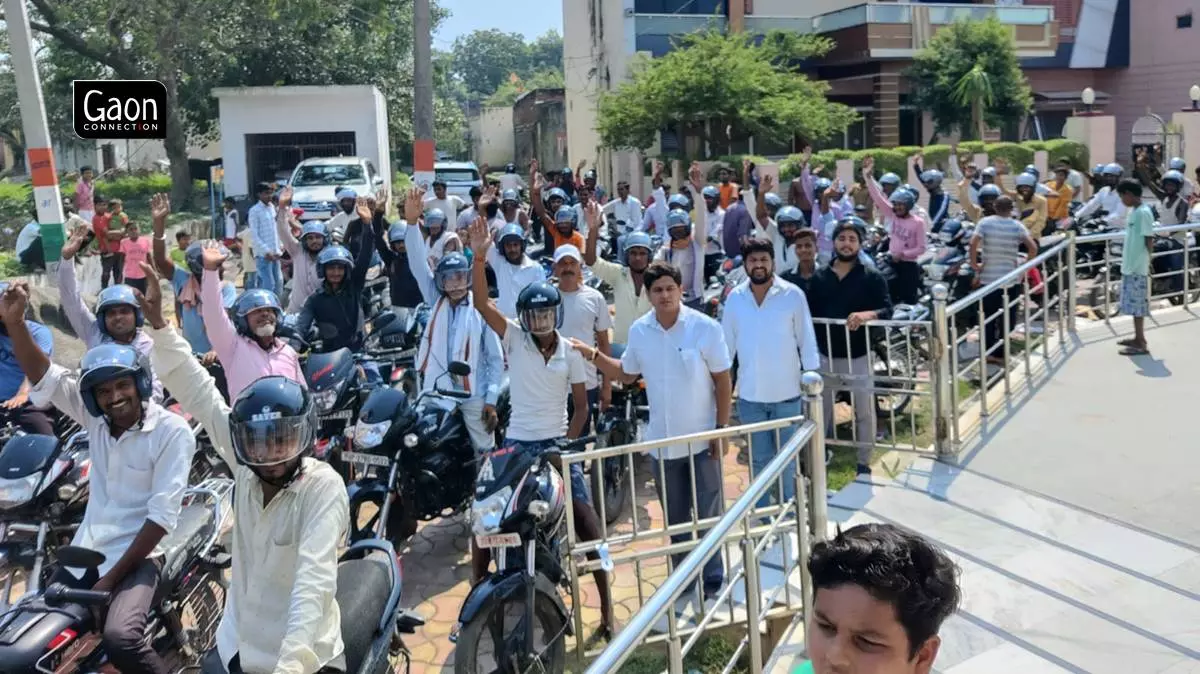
[1043,139,1090,170]
[0,182,32,221]
[706,155,769,181]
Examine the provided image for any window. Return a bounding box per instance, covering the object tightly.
[1178,12,1192,29]
[434,168,481,183]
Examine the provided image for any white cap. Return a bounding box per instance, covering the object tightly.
[553,244,582,264]
[335,188,357,201]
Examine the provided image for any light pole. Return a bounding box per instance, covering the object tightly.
[1189,84,1200,111]
[412,0,435,192]
[1081,87,1095,114]
[4,0,66,274]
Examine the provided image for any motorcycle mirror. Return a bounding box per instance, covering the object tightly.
[57,545,106,569]
[448,361,472,377]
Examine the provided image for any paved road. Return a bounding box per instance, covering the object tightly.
[792,310,1200,674]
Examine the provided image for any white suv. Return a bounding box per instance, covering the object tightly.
[433,161,483,201]
[288,156,386,222]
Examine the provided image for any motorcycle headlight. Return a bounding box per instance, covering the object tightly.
[353,419,391,449]
[0,474,41,509]
[312,389,338,412]
[471,487,513,536]
[403,433,419,448]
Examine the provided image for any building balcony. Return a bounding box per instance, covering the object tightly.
[634,3,1058,61]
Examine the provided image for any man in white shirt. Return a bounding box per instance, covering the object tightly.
[248,182,283,295]
[497,162,526,194]
[721,238,818,509]
[455,186,484,233]
[600,181,643,232]
[553,244,613,426]
[579,260,733,599]
[1074,163,1128,228]
[0,283,193,674]
[136,267,349,674]
[467,218,614,634]
[423,179,466,221]
[489,223,546,318]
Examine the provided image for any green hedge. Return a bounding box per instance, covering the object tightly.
[0,174,207,223]
[772,140,1089,183]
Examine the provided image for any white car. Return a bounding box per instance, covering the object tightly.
[433,161,483,201]
[288,156,387,222]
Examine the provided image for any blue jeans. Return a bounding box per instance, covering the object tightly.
[505,438,591,505]
[652,451,724,597]
[737,397,803,511]
[256,256,282,295]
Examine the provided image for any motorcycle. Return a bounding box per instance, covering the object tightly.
[0,432,91,608]
[702,256,745,320]
[590,370,648,526]
[453,436,601,674]
[343,361,510,546]
[1070,213,1113,279]
[363,308,427,397]
[0,478,234,672]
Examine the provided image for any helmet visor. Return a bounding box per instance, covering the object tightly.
[230,413,312,467]
[437,269,470,294]
[520,306,559,336]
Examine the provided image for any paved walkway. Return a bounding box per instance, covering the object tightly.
[773,309,1200,674]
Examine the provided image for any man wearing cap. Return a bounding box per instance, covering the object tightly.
[248,181,284,295]
[553,244,612,428]
[58,226,164,402]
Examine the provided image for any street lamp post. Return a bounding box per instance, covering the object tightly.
[1081,87,1096,114]
[1189,84,1200,111]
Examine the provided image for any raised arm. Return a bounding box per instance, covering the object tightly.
[583,201,602,266]
[149,193,177,277]
[467,216,509,340]
[276,187,301,257]
[401,189,438,303]
[0,285,52,389]
[199,250,238,362]
[862,157,895,217]
[140,263,236,467]
[57,228,100,341]
[350,198,376,289]
[957,168,982,222]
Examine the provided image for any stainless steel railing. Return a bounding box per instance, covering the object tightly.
[577,373,827,674]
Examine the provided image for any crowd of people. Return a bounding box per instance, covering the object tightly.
[0,144,1194,673]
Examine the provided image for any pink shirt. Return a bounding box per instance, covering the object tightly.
[866,179,927,262]
[200,269,305,399]
[75,179,94,212]
[120,237,151,278]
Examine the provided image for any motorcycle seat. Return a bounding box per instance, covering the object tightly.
[336,550,394,674]
[158,503,216,590]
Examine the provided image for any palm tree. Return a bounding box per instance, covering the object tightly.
[951,63,994,141]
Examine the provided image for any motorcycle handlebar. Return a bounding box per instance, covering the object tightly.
[44,583,111,607]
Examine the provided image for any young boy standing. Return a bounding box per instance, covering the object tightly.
[1116,179,1156,356]
[119,220,151,294]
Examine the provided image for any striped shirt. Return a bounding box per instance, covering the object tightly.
[974,216,1030,286]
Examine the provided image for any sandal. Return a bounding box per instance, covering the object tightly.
[1117,338,1138,347]
[1118,345,1149,356]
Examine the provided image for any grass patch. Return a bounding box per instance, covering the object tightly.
[827,388,935,491]
[572,634,748,674]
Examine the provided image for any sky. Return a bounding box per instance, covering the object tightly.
[433,0,563,47]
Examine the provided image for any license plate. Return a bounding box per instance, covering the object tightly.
[320,410,354,421]
[341,451,391,468]
[475,533,521,549]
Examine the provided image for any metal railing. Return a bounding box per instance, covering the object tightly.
[579,220,1200,672]
[573,371,825,671]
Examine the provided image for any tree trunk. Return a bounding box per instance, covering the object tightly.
[972,100,985,143]
[161,74,193,211]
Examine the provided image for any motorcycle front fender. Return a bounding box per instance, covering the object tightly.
[347,476,392,540]
[457,567,572,636]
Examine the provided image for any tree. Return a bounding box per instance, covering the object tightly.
[526,30,563,73]
[596,30,856,153]
[450,29,530,103]
[907,17,1033,140]
[3,0,459,206]
[484,69,565,107]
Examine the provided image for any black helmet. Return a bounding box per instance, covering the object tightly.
[434,252,471,295]
[79,344,153,417]
[516,282,563,336]
[831,216,868,244]
[184,242,206,275]
[978,184,1003,201]
[504,163,517,174]
[584,169,598,180]
[227,376,316,484]
[95,285,143,338]
[316,245,354,278]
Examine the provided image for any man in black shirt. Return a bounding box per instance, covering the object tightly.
[805,217,892,478]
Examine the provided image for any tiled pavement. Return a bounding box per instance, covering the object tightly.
[397,448,759,673]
